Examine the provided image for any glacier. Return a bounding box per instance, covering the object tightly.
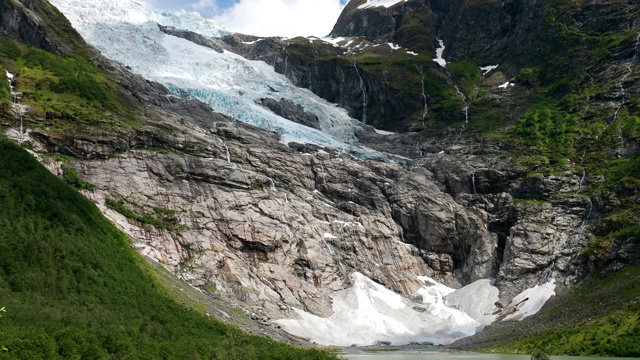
[49,0,393,160]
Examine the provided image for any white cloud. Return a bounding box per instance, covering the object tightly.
[187,0,218,14]
[213,0,346,37]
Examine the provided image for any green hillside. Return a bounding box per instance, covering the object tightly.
[0,138,337,359]
[479,266,640,357]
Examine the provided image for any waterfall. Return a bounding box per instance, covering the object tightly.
[602,32,640,149]
[417,65,428,124]
[7,71,23,144]
[454,85,469,124]
[267,177,276,191]
[353,62,367,124]
[5,71,14,92]
[471,172,477,194]
[282,44,290,76]
[451,85,469,146]
[218,138,231,163]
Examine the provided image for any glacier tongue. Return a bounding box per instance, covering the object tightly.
[275,273,499,347]
[49,0,390,159]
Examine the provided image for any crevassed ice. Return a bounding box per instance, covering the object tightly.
[50,0,227,37]
[50,0,394,159]
[275,273,499,346]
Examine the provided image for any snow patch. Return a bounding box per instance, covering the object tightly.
[276,273,489,346]
[388,43,401,51]
[323,233,338,239]
[407,51,419,56]
[503,280,556,321]
[498,82,515,89]
[433,39,447,67]
[374,129,396,135]
[480,65,499,75]
[358,0,408,9]
[241,39,262,45]
[444,279,499,327]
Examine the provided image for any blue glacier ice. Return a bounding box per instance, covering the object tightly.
[49,0,395,160]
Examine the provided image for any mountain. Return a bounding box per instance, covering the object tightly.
[1,0,639,354]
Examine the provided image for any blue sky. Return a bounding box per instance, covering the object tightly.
[145,0,350,37]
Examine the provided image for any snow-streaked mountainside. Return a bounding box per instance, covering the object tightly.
[48,0,388,159]
[45,0,560,346]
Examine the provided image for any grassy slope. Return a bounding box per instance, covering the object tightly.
[0,138,337,359]
[0,40,138,136]
[479,266,640,357]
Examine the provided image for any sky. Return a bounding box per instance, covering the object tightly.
[145,0,350,37]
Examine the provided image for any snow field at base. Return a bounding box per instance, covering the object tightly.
[50,0,394,160]
[358,0,409,10]
[275,273,500,347]
[503,280,556,321]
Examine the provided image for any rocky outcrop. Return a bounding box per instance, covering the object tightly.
[0,0,87,55]
[257,98,321,130]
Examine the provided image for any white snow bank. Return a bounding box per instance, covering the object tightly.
[480,65,499,75]
[503,279,556,321]
[498,82,515,89]
[433,39,447,67]
[374,129,396,135]
[358,0,408,9]
[388,43,401,51]
[323,233,338,239]
[444,279,499,327]
[241,39,262,45]
[275,273,486,346]
[407,51,419,56]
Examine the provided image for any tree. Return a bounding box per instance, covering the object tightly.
[531,349,550,360]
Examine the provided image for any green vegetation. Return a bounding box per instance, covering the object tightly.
[61,165,95,191]
[530,350,550,360]
[105,198,181,231]
[483,265,640,357]
[448,60,481,97]
[0,40,138,142]
[0,138,338,359]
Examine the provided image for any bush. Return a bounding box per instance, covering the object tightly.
[531,349,550,360]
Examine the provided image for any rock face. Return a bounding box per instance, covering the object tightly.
[0,0,86,55]
[19,89,592,323]
[257,98,321,130]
